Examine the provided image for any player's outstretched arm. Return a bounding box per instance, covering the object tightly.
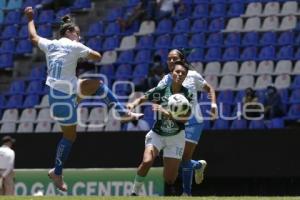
[24,7,39,46]
[127,95,148,110]
[87,50,102,62]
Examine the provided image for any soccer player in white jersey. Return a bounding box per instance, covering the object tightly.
[158,49,217,196]
[24,7,143,191]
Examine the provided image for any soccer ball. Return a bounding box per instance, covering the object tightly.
[168,94,190,118]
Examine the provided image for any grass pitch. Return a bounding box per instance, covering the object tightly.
[1,197,300,200]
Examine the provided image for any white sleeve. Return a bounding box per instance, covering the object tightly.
[193,71,207,91]
[76,42,92,58]
[2,150,14,177]
[37,37,52,53]
[157,74,172,87]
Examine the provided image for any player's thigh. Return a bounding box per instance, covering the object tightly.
[144,130,163,158]
[182,141,197,161]
[142,145,159,164]
[61,125,77,141]
[78,79,100,97]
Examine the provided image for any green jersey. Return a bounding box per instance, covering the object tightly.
[144,85,193,136]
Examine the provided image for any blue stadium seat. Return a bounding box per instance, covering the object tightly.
[208,18,225,32]
[194,0,209,4]
[278,88,289,104]
[217,90,234,105]
[231,119,247,129]
[0,53,13,69]
[102,36,119,51]
[249,120,265,129]
[0,94,6,109]
[37,24,52,38]
[7,80,25,95]
[240,47,257,61]
[172,34,188,49]
[126,0,139,7]
[186,48,204,62]
[86,37,102,52]
[104,22,120,36]
[27,66,46,81]
[155,19,173,35]
[212,119,229,130]
[71,0,91,10]
[219,104,232,118]
[116,50,134,64]
[38,10,54,24]
[242,32,258,47]
[6,95,23,109]
[289,89,300,104]
[205,47,221,61]
[134,50,151,64]
[182,0,193,4]
[15,39,33,54]
[234,90,245,104]
[133,63,149,79]
[105,8,123,22]
[26,80,43,95]
[0,10,3,24]
[0,0,5,9]
[260,32,276,46]
[286,104,300,120]
[0,40,15,54]
[115,64,132,79]
[191,18,207,33]
[155,34,171,49]
[294,48,300,60]
[189,33,205,48]
[22,0,39,9]
[22,94,39,108]
[291,75,300,89]
[210,3,226,18]
[85,22,103,37]
[206,32,223,47]
[192,3,209,18]
[6,0,22,10]
[173,18,190,34]
[278,31,294,46]
[258,46,275,61]
[228,2,244,17]
[18,25,29,39]
[266,118,284,129]
[54,8,71,24]
[224,32,241,47]
[4,10,21,25]
[222,47,239,61]
[154,49,168,62]
[136,35,154,49]
[174,3,192,20]
[99,64,115,80]
[277,45,293,60]
[203,120,211,130]
[0,25,18,40]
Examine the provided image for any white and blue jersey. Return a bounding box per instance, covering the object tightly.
[38,37,92,125]
[157,70,207,144]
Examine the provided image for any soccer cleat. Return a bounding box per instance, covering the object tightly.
[48,168,67,192]
[194,160,207,184]
[131,192,138,196]
[120,112,144,123]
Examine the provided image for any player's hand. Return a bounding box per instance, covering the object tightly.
[210,106,218,120]
[24,7,34,20]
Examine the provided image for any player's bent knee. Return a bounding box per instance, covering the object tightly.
[164,176,176,185]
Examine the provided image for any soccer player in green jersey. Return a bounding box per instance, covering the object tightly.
[127,61,193,196]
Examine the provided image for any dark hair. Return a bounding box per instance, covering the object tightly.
[173,60,189,71]
[59,15,77,37]
[170,49,186,61]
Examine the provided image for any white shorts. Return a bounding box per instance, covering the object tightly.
[145,130,185,159]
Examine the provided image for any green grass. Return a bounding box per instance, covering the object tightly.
[1,197,300,200]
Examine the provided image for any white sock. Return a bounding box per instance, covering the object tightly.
[132,174,145,194]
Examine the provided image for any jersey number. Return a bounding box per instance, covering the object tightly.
[49,60,63,79]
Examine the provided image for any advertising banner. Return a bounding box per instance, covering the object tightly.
[14,168,164,196]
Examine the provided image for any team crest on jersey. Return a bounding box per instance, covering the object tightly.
[48,44,59,53]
